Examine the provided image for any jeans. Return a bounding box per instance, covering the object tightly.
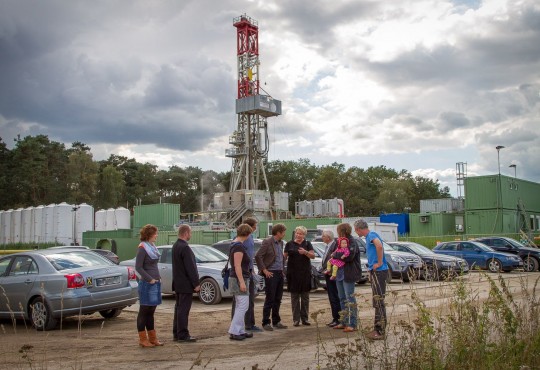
[262,271,284,326]
[370,269,388,333]
[336,279,357,328]
[231,274,256,328]
[325,275,341,323]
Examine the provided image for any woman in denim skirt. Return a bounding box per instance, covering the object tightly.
[228,223,254,340]
[135,224,163,347]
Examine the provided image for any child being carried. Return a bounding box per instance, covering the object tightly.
[324,237,350,280]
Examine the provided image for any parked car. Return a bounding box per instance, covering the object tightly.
[372,239,423,283]
[433,241,523,272]
[0,248,138,330]
[90,249,120,265]
[311,241,369,287]
[473,236,540,272]
[121,244,263,305]
[388,241,469,281]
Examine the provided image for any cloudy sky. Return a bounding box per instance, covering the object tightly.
[1,0,539,196]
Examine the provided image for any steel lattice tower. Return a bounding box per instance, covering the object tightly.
[227,14,281,192]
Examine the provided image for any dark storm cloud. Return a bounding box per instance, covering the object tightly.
[0,0,235,151]
[438,111,470,130]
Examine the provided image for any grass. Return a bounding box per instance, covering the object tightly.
[312,273,540,369]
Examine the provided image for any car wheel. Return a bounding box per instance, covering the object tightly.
[199,278,222,305]
[523,256,539,272]
[30,297,57,331]
[424,265,440,281]
[99,308,123,319]
[488,258,503,273]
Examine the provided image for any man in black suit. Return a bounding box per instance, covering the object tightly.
[172,225,200,342]
[321,229,340,327]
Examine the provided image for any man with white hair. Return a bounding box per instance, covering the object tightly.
[320,229,341,327]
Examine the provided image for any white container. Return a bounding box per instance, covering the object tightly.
[115,207,130,229]
[313,200,323,217]
[273,192,289,211]
[55,202,74,245]
[22,207,34,244]
[75,203,94,245]
[44,204,56,243]
[33,206,45,244]
[3,209,13,244]
[95,209,107,231]
[0,210,4,244]
[105,208,116,230]
[12,208,23,244]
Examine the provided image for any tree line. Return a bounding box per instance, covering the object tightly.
[0,135,450,216]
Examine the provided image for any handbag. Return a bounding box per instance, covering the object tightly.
[222,251,231,290]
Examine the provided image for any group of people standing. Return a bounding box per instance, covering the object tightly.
[134,217,390,347]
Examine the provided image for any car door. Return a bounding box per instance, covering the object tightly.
[157,247,173,294]
[491,238,517,256]
[0,256,39,315]
[437,242,459,258]
[460,242,485,269]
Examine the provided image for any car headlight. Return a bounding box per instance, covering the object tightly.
[390,255,406,263]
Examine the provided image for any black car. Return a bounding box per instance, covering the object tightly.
[388,241,469,281]
[91,249,120,265]
[473,236,540,272]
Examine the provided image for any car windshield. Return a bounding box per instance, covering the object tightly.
[403,243,434,255]
[47,251,114,271]
[311,242,326,257]
[504,238,526,249]
[471,241,495,252]
[192,245,228,263]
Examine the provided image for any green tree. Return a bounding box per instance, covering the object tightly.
[10,135,68,206]
[0,138,12,209]
[66,142,98,204]
[97,165,125,208]
[307,162,345,200]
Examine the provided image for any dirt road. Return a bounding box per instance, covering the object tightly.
[1,271,538,370]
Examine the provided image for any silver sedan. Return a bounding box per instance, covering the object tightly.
[0,248,139,330]
[121,244,243,305]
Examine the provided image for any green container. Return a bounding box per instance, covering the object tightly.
[465,175,540,211]
[465,209,519,235]
[133,203,180,228]
[409,213,463,236]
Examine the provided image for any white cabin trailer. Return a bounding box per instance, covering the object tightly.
[95,209,107,231]
[114,207,130,229]
[12,208,23,244]
[105,208,116,230]
[54,202,74,245]
[75,204,94,245]
[44,204,56,243]
[318,220,399,242]
[33,205,45,244]
[22,207,34,244]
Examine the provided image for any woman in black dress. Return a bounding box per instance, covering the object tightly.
[284,226,315,326]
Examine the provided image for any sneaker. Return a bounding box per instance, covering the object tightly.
[365,330,384,340]
[263,324,274,331]
[302,321,311,326]
[274,322,288,329]
[246,325,263,332]
[333,324,345,330]
[343,326,356,332]
[293,321,300,327]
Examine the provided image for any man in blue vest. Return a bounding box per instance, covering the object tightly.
[354,219,388,340]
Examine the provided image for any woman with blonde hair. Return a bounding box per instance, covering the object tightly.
[135,224,163,347]
[284,226,315,326]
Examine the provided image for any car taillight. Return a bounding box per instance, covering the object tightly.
[127,267,137,281]
[65,273,85,289]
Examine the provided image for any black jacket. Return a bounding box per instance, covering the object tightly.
[341,235,362,283]
[171,239,200,294]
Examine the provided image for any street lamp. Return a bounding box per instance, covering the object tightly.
[496,145,505,175]
[509,164,517,178]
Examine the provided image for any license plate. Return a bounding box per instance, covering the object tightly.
[96,275,121,286]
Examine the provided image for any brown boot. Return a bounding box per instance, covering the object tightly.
[148,329,163,346]
[138,331,155,347]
